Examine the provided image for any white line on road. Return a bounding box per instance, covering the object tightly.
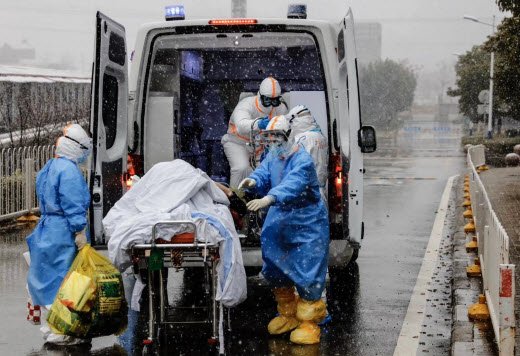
[393,175,457,356]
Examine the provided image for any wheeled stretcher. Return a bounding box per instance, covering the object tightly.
[131,221,221,355]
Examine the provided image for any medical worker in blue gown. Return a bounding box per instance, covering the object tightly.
[238,116,329,345]
[26,124,92,345]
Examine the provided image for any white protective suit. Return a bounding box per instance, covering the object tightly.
[221,77,287,188]
[287,105,329,203]
[103,159,247,308]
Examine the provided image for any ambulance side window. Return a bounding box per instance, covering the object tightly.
[337,30,345,62]
[109,32,126,66]
[102,73,118,149]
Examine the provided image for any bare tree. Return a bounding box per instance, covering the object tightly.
[3,82,90,148]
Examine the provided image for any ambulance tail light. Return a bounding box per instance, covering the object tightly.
[329,152,343,214]
[126,154,143,191]
[209,19,258,25]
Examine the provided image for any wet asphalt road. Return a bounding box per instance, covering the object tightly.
[0,115,465,356]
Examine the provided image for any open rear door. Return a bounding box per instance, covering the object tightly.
[89,12,128,245]
[337,8,364,249]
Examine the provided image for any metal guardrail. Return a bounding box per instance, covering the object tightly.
[0,145,55,221]
[467,145,516,354]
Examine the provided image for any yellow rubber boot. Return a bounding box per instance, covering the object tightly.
[290,299,326,345]
[268,287,300,335]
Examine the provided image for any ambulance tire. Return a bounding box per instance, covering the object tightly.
[245,266,262,277]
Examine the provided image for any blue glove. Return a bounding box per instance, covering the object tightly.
[257,117,270,130]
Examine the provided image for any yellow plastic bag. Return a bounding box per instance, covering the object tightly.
[47,244,127,338]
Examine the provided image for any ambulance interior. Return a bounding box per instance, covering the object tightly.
[143,31,327,184]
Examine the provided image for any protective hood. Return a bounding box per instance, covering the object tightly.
[55,124,92,163]
[259,77,281,98]
[287,105,321,140]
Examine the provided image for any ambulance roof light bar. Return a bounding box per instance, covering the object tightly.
[165,5,185,21]
[287,4,307,19]
[208,19,258,25]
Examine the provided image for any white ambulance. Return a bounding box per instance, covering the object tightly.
[88,5,376,278]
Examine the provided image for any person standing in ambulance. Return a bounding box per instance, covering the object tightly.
[221,77,287,188]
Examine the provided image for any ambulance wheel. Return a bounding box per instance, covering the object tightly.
[245,266,262,277]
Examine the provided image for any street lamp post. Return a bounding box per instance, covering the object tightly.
[463,14,496,139]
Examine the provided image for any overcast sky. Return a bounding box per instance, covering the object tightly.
[0,0,506,76]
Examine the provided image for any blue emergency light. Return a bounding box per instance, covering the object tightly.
[287,4,307,19]
[165,5,185,21]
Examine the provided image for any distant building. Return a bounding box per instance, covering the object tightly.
[0,43,35,65]
[355,23,382,66]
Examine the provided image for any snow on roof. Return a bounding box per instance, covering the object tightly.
[0,65,90,84]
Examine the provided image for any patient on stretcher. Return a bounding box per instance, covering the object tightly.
[103,159,247,308]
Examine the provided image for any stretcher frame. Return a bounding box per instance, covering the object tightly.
[131,221,220,354]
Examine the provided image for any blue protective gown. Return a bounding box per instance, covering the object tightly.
[26,157,90,306]
[249,146,329,301]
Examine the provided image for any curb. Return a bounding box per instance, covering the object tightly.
[451,175,497,355]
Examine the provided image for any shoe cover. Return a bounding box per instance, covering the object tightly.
[295,299,326,324]
[289,299,327,345]
[290,321,321,345]
[268,287,299,335]
[268,315,300,335]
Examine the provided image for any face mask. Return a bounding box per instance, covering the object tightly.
[273,145,285,157]
[77,151,89,164]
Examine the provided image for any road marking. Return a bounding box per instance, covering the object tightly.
[393,175,457,356]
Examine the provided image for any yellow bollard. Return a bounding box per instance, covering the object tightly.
[463,206,473,219]
[468,294,490,320]
[464,186,469,193]
[467,257,482,277]
[464,192,470,199]
[465,219,476,233]
[466,236,478,253]
[479,165,489,171]
[464,182,469,187]
[476,168,481,174]
[462,199,471,208]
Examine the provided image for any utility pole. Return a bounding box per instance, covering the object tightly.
[231,0,247,18]
[487,15,495,139]
[463,14,497,139]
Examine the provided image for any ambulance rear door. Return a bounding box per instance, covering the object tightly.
[337,8,364,248]
[89,12,128,244]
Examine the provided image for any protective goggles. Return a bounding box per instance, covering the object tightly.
[65,135,92,151]
[260,95,283,108]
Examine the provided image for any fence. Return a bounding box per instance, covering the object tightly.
[467,145,516,354]
[0,145,55,221]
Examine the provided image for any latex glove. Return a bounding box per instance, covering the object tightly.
[75,228,87,250]
[257,117,270,130]
[246,196,274,211]
[238,178,256,190]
